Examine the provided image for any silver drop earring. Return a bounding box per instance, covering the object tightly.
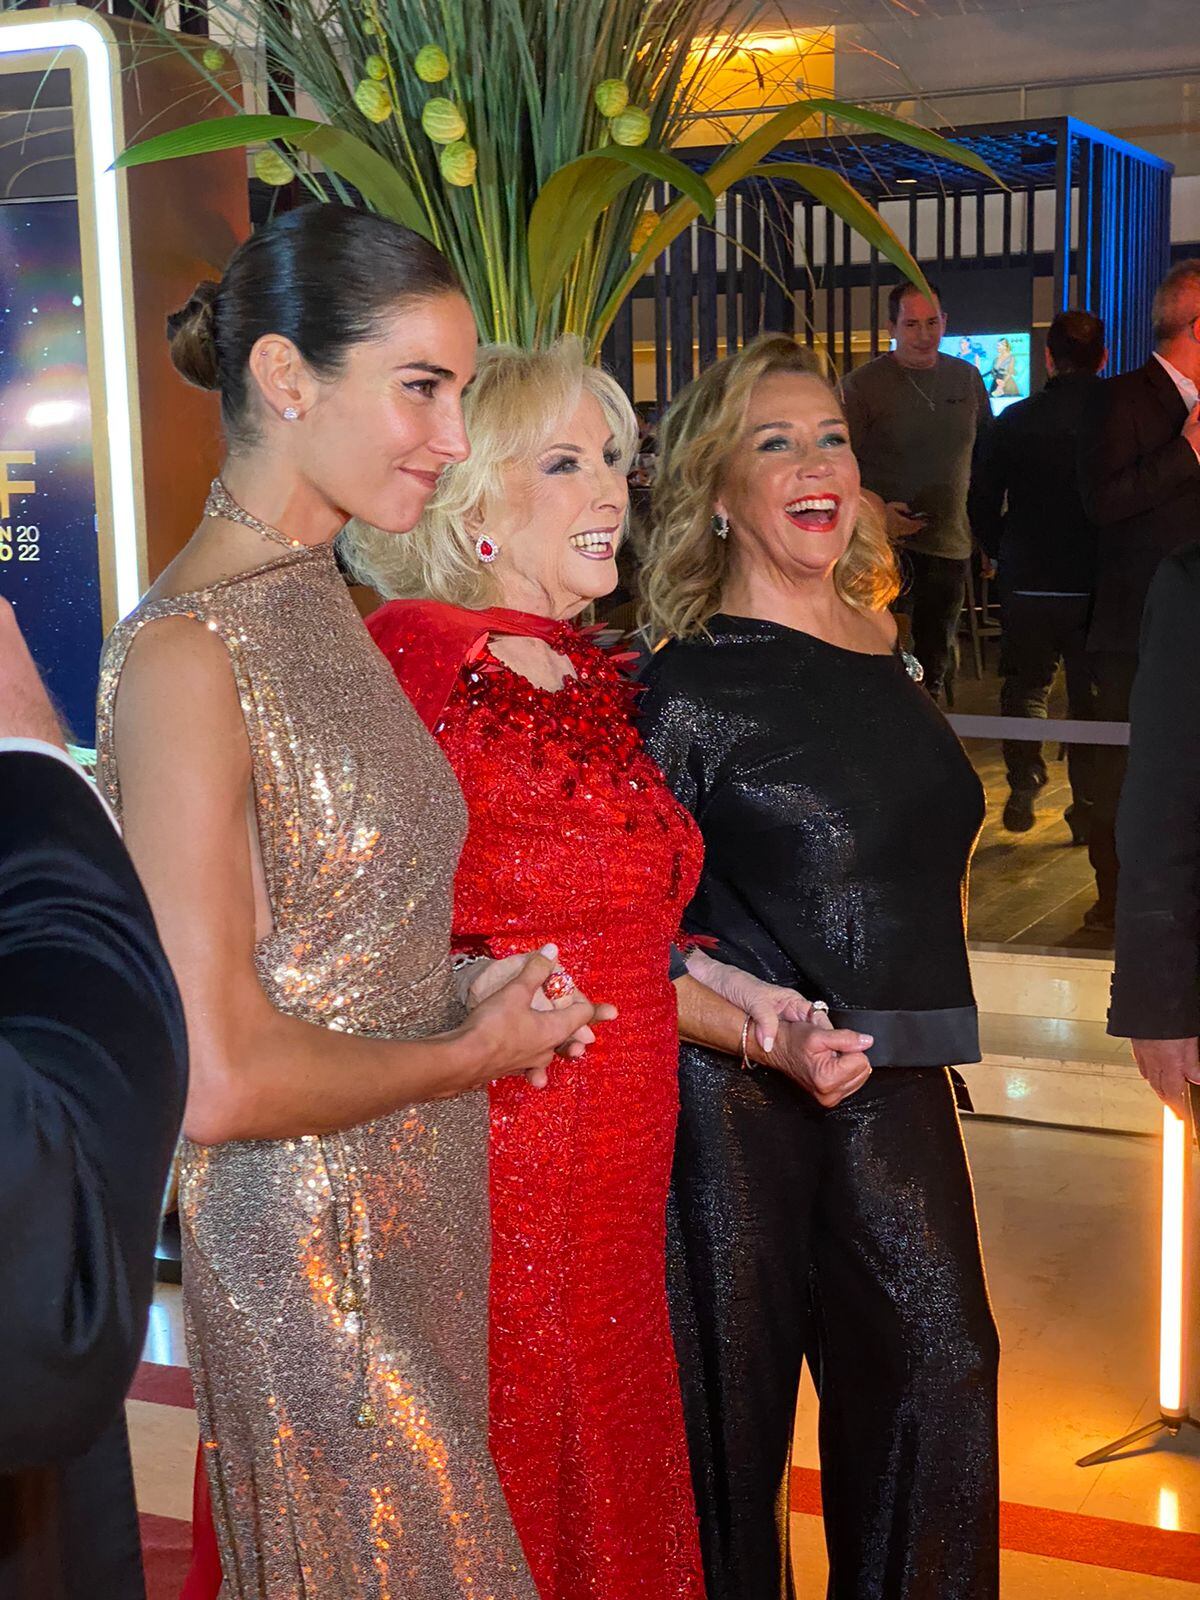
[712,512,730,540]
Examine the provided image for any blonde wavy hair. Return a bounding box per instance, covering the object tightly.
[640,333,899,639]
[340,336,637,605]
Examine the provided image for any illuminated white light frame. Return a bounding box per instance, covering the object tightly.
[0,10,142,618]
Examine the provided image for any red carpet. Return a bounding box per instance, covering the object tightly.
[789,1466,1200,1584]
[129,1361,194,1409]
[140,1511,191,1600]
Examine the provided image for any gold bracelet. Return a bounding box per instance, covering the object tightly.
[738,1012,753,1071]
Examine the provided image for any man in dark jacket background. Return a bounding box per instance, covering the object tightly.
[1108,542,1200,1114]
[0,597,187,1599]
[970,308,1106,843]
[1081,260,1200,930]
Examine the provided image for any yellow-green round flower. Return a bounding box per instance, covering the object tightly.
[254,149,293,187]
[631,210,660,251]
[594,78,629,119]
[202,45,227,73]
[354,79,394,123]
[421,97,466,144]
[364,53,388,81]
[610,106,651,147]
[440,140,477,188]
[414,44,451,83]
[361,17,377,35]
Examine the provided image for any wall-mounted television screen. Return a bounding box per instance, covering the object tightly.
[941,331,1031,415]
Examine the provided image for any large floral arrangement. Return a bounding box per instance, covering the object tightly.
[120,0,996,356]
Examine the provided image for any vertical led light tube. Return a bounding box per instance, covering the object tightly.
[1159,1105,1189,1420]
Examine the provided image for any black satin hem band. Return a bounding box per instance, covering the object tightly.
[828,1005,980,1068]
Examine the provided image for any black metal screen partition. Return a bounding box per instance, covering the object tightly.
[601,116,1174,406]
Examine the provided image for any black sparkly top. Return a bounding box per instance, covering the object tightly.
[638,614,986,1068]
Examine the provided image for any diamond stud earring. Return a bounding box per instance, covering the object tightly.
[282,406,300,421]
[712,512,730,540]
[475,535,499,564]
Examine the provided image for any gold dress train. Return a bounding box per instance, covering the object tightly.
[95,544,536,1599]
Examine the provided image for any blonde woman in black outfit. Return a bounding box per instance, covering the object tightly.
[638,335,999,1600]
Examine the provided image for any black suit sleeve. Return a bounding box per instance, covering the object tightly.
[967,409,1010,561]
[1083,374,1200,527]
[0,754,187,1471]
[1109,551,1200,1038]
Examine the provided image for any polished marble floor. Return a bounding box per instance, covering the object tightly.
[132,1115,1200,1594]
[952,655,1115,955]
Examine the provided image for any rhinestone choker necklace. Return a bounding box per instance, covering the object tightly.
[203,477,309,550]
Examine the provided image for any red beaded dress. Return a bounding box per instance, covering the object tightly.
[368,599,707,1600]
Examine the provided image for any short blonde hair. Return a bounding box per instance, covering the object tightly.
[340,336,638,605]
[640,334,899,640]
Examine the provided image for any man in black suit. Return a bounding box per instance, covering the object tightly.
[0,598,187,1598]
[970,309,1105,842]
[1108,544,1200,1111]
[1081,259,1200,929]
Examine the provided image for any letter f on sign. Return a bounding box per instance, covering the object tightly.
[0,452,36,520]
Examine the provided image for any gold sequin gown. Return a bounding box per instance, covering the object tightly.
[95,545,537,1600]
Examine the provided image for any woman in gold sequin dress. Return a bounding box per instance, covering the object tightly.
[94,205,610,1599]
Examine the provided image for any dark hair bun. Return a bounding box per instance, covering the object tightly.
[167,280,221,391]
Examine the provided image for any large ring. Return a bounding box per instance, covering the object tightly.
[810,1000,830,1016]
[542,968,577,1002]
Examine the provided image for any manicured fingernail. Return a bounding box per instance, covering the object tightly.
[764,1036,775,1053]
[540,944,558,959]
[859,1035,873,1047]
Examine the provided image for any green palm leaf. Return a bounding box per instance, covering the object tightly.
[590,146,717,222]
[588,97,1002,356]
[751,162,933,301]
[113,111,322,165]
[298,126,433,238]
[800,100,1005,187]
[587,99,830,354]
[114,113,433,238]
[528,145,715,316]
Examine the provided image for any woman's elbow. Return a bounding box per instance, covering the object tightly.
[181,1047,257,1145]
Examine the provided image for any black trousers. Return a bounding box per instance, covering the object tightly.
[1086,650,1139,912]
[896,553,969,700]
[668,1053,999,1600]
[999,592,1096,810]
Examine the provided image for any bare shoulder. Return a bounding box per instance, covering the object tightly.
[113,613,248,775]
[118,610,238,694]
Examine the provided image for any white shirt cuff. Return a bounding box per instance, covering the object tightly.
[0,739,120,831]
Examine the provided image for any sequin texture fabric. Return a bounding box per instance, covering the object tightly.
[95,548,537,1600]
[381,609,707,1600]
[637,614,985,1027]
[638,615,998,1600]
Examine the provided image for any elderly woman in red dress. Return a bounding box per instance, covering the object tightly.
[345,339,868,1600]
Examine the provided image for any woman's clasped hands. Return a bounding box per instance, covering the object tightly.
[458,944,617,1088]
[687,950,872,1108]
[769,1013,873,1108]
